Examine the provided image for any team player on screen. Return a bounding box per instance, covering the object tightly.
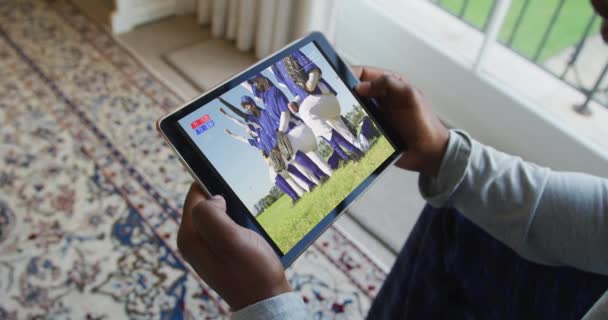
[220,49,379,204]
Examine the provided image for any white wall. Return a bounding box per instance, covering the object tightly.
[291,0,335,40]
[112,0,177,33]
[333,0,608,177]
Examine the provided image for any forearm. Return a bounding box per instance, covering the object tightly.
[419,130,608,275]
[226,132,249,145]
[231,292,308,320]
[307,69,321,91]
[219,98,248,119]
[278,111,290,132]
[224,113,249,131]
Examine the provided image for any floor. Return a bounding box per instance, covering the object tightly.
[106,14,424,269]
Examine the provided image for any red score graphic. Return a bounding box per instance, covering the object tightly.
[191,114,211,129]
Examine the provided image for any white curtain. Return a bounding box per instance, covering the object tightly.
[194,0,296,59]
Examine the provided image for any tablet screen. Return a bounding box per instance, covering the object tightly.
[177,42,395,254]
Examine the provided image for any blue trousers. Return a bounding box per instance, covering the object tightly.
[274,175,298,201]
[287,164,316,189]
[294,151,328,181]
[367,205,608,319]
[323,129,362,160]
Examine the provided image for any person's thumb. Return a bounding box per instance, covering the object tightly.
[191,195,241,249]
[207,194,227,211]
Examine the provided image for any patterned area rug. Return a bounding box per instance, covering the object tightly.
[0,1,386,318]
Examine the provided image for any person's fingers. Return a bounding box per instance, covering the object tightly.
[356,75,389,97]
[351,66,362,79]
[207,194,227,211]
[353,66,414,89]
[352,65,388,81]
[355,74,418,108]
[191,195,243,255]
[177,183,211,261]
[184,182,208,214]
[357,74,414,100]
[355,81,371,96]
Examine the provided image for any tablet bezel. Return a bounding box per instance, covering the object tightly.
[157,32,404,267]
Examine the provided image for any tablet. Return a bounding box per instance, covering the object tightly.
[158,32,403,267]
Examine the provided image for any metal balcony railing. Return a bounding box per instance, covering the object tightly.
[429,0,607,114]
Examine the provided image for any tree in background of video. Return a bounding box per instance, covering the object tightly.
[318,104,367,161]
[345,104,366,132]
[255,185,283,214]
[317,139,333,159]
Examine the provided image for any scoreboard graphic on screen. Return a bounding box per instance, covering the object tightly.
[190,114,214,135]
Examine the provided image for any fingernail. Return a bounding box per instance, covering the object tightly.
[208,195,226,210]
[210,195,226,205]
[356,82,370,93]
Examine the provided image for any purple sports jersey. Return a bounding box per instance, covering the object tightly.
[247,124,272,153]
[247,137,268,154]
[245,112,278,150]
[247,76,290,122]
[241,78,300,150]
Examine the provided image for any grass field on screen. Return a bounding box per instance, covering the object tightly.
[256,137,395,253]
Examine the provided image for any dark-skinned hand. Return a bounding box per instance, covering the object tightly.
[353,66,449,177]
[177,184,290,311]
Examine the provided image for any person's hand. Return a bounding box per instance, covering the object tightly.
[288,102,299,113]
[177,183,291,311]
[353,66,449,177]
